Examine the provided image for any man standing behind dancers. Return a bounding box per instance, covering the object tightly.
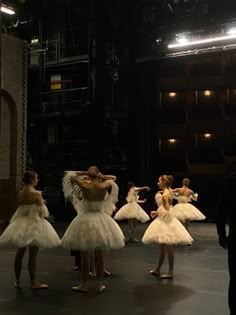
[216,161,236,315]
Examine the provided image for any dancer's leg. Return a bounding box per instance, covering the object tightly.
[128,218,139,242]
[28,246,48,289]
[72,251,89,292]
[128,218,133,238]
[166,245,174,276]
[95,249,105,292]
[131,218,139,240]
[89,250,96,276]
[14,247,26,288]
[150,244,165,276]
[103,250,111,277]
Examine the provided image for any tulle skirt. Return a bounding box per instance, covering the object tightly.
[61,200,125,250]
[0,208,61,249]
[114,202,150,223]
[171,202,206,222]
[142,206,193,245]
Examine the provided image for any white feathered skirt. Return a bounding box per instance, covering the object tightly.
[171,196,206,222]
[114,202,150,223]
[142,206,193,245]
[0,204,61,248]
[61,200,125,251]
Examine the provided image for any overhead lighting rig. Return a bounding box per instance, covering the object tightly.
[168,32,236,49]
[152,21,236,58]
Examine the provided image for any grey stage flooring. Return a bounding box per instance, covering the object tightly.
[0,222,230,315]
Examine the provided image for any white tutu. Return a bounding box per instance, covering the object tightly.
[61,199,125,250]
[171,196,206,222]
[114,202,150,222]
[0,204,61,248]
[142,206,193,245]
[114,187,150,223]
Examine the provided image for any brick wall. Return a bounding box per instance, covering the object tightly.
[0,34,27,220]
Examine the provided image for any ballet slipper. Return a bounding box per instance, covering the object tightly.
[149,270,160,277]
[130,238,139,243]
[72,285,88,293]
[14,281,22,289]
[125,237,139,243]
[31,283,48,289]
[89,271,96,277]
[159,273,174,279]
[96,284,106,293]
[73,266,80,271]
[104,270,111,277]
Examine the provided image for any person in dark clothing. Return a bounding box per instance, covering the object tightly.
[216,161,236,315]
[71,250,81,271]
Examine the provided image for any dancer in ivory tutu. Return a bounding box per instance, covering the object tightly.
[62,169,116,277]
[0,170,61,289]
[142,175,193,279]
[61,166,125,293]
[172,178,206,232]
[114,182,151,242]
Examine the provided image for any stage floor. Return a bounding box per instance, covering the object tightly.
[0,222,229,315]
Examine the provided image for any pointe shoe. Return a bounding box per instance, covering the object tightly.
[73,266,80,271]
[31,283,48,290]
[96,284,106,293]
[104,270,111,277]
[89,271,96,277]
[125,237,139,243]
[72,285,88,293]
[149,270,160,277]
[14,281,22,289]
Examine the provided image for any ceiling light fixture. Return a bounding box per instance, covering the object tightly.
[168,33,236,49]
[226,27,236,35]
[1,5,15,15]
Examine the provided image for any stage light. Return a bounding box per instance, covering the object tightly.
[176,34,188,44]
[1,5,15,15]
[168,34,236,49]
[168,139,176,144]
[169,92,176,98]
[226,27,236,35]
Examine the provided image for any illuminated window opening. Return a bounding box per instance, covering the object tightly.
[204,90,211,97]
[204,133,212,139]
[169,92,176,98]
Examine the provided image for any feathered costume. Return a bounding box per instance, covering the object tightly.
[114,187,150,223]
[61,171,125,251]
[142,192,193,245]
[0,203,61,248]
[171,193,206,222]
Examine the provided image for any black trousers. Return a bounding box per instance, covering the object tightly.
[71,250,81,268]
[228,235,235,315]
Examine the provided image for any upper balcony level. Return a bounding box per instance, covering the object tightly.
[28,26,88,68]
